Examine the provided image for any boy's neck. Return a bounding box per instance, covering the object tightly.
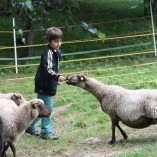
[48,45,57,52]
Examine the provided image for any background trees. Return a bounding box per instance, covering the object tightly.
[0,0,156,56]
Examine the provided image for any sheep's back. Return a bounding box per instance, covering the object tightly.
[0,93,12,99]
[116,89,157,121]
[0,99,18,115]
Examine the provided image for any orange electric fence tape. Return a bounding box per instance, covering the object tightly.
[0,49,154,70]
[58,80,157,94]
[2,69,157,90]
[0,32,155,50]
[1,60,157,83]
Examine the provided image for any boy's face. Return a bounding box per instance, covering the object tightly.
[49,38,62,51]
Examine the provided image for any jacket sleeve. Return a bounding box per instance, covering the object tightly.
[42,49,60,81]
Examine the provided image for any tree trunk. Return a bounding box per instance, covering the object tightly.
[27,31,34,57]
[153,0,157,13]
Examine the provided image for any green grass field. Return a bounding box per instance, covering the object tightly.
[1,53,157,156]
[0,0,157,156]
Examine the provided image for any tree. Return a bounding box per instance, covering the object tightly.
[144,0,157,16]
[0,0,106,57]
[0,0,84,56]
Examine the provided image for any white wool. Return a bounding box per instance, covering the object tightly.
[0,98,50,156]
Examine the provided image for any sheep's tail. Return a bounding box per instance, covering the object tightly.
[0,117,4,155]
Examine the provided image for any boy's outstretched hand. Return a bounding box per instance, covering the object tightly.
[58,76,65,85]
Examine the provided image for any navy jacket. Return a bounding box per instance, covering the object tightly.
[34,45,61,96]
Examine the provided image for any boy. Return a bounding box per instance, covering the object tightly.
[26,27,65,140]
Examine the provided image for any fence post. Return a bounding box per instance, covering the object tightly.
[13,18,18,74]
[150,0,157,56]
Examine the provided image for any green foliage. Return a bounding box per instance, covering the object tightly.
[82,22,106,42]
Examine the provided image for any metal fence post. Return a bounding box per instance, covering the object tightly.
[13,18,18,73]
[150,0,157,56]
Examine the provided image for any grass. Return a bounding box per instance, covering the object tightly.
[0,0,157,156]
[2,53,157,156]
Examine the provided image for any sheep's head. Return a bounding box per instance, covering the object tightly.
[66,73,88,88]
[30,99,51,118]
[11,93,26,106]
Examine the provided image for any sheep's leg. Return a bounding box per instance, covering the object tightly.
[8,142,17,157]
[116,123,128,140]
[109,120,116,144]
[109,119,128,144]
[1,143,9,157]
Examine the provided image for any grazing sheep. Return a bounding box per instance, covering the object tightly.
[66,73,157,144]
[0,98,51,157]
[0,93,26,106]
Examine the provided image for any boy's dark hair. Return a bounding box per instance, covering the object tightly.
[46,27,63,42]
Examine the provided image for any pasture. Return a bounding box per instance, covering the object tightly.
[1,53,157,156]
[0,0,157,156]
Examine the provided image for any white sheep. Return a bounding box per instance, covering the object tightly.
[0,98,50,157]
[0,93,26,106]
[66,73,157,144]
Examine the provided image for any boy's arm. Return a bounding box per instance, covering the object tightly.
[43,49,60,81]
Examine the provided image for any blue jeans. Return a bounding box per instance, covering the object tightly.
[27,93,53,135]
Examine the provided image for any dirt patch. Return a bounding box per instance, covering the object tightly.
[58,124,157,157]
[53,103,72,114]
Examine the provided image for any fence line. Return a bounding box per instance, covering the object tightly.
[0,41,155,61]
[57,79,157,95]
[0,31,155,51]
[150,0,157,55]
[0,10,156,73]
[1,59,157,83]
[0,70,157,93]
[0,49,154,69]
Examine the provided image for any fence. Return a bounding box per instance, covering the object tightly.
[0,2,156,74]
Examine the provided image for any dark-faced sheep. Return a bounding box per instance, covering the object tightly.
[0,98,50,157]
[66,73,157,144]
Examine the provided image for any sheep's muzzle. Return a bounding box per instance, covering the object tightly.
[65,76,77,85]
[38,104,51,118]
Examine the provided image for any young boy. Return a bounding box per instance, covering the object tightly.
[26,27,65,140]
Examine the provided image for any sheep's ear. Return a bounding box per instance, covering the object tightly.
[15,93,21,99]
[32,103,39,109]
[11,93,21,100]
[11,95,16,100]
[83,73,88,76]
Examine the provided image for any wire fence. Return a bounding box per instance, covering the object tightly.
[0,11,157,90]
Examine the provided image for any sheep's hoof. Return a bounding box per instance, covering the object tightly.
[124,134,128,140]
[109,139,116,145]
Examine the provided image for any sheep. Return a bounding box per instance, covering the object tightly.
[0,98,51,157]
[0,93,26,106]
[66,73,157,144]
